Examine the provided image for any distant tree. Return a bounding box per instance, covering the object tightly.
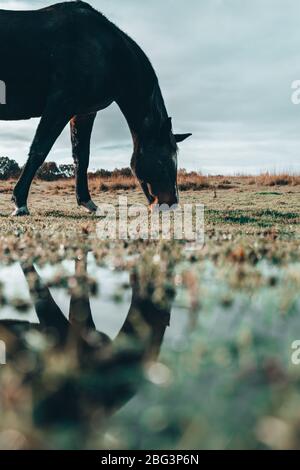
[59,164,75,179]
[0,159,137,182]
[111,167,132,178]
[36,162,62,181]
[0,157,21,180]
[90,168,112,178]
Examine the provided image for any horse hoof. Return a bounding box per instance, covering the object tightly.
[80,200,98,213]
[11,206,30,217]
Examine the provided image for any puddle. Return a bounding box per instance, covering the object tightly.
[0,253,190,346]
[0,252,300,449]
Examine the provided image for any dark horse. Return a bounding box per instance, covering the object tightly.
[0,1,191,216]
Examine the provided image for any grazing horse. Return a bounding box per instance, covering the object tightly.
[0,1,191,216]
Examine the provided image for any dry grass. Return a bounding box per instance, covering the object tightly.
[250,172,300,186]
[99,175,137,192]
[3,172,300,199]
[92,171,300,192]
[93,171,300,192]
[94,171,213,192]
[178,171,211,190]
[43,170,213,193]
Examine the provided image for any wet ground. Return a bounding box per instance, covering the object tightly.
[0,247,300,449]
[0,182,300,449]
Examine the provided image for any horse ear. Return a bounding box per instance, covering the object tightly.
[174,133,192,143]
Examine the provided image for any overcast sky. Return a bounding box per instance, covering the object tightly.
[1,0,300,174]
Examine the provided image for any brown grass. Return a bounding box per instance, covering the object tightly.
[99,176,137,192]
[95,170,213,192]
[92,171,288,192]
[3,171,300,198]
[92,171,300,192]
[178,171,211,190]
[251,172,300,186]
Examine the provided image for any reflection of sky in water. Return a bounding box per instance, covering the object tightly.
[2,257,300,351]
[0,263,35,321]
[0,255,188,347]
[1,252,300,449]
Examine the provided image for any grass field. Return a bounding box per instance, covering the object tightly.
[0,176,299,449]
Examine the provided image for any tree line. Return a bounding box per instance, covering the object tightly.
[0,156,132,181]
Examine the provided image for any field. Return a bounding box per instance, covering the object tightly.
[0,175,300,449]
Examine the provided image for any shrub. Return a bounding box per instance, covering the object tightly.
[256,173,300,186]
[0,157,21,180]
[111,167,133,178]
[36,162,62,181]
[90,168,112,178]
[90,167,133,179]
[59,164,75,179]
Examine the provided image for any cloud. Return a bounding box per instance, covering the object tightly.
[0,0,299,173]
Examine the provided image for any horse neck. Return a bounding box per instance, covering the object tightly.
[117,81,169,150]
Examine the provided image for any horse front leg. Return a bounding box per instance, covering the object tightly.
[70,112,97,213]
[69,252,96,334]
[12,92,72,216]
[21,263,70,346]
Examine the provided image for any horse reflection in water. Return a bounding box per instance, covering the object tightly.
[0,254,173,433]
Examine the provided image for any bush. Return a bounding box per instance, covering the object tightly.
[90,167,132,179]
[111,167,133,178]
[36,162,77,181]
[0,157,21,180]
[90,168,112,178]
[59,164,75,179]
[36,162,62,181]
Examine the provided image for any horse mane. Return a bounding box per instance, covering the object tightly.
[149,84,167,126]
[148,83,177,150]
